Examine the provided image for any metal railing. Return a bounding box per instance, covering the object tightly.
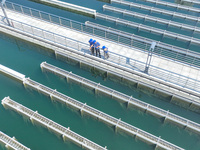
[110,0,200,22]
[142,0,200,13]
[4,1,200,68]
[21,78,183,150]
[0,130,30,150]
[103,5,200,33]
[0,12,200,94]
[96,13,200,45]
[41,61,200,134]
[2,97,107,150]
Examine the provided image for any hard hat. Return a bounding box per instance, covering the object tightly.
[102,46,106,49]
[89,38,93,42]
[93,40,96,44]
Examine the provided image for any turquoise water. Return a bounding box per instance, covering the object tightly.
[0,0,200,150]
[0,28,200,150]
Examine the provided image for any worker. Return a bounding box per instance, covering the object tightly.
[102,46,109,59]
[89,38,94,55]
[93,40,101,58]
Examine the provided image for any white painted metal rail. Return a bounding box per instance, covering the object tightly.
[40,61,200,134]
[4,1,200,68]
[0,130,30,150]
[103,5,200,33]
[96,13,200,45]
[142,0,200,13]
[110,0,200,22]
[21,77,183,150]
[1,97,107,150]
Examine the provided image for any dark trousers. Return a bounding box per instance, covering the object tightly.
[91,47,94,55]
[95,48,101,58]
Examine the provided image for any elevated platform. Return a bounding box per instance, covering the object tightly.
[41,61,200,134]
[1,97,107,150]
[110,0,200,22]
[0,130,30,150]
[103,5,200,33]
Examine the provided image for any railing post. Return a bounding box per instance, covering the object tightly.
[1,0,11,26]
[131,38,133,47]
[144,42,157,74]
[118,35,119,43]
[59,17,62,25]
[81,24,83,32]
[11,3,15,10]
[39,11,42,19]
[29,8,32,16]
[70,21,72,28]
[105,31,107,39]
[20,6,24,14]
[49,14,51,22]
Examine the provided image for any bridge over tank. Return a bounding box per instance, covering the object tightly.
[95,13,200,45]
[0,130,30,150]
[40,61,200,135]
[110,0,200,22]
[103,5,200,33]
[1,3,200,111]
[1,97,107,150]
[3,1,200,68]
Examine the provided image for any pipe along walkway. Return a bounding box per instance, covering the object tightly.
[0,64,183,150]
[96,13,200,45]
[41,62,200,135]
[1,97,107,150]
[110,0,200,22]
[103,5,200,33]
[0,131,30,150]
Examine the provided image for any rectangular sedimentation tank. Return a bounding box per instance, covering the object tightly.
[0,64,183,150]
[40,61,200,135]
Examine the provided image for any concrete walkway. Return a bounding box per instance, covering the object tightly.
[0,8,200,88]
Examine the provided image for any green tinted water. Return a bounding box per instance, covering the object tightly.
[1,0,200,149]
[0,28,200,150]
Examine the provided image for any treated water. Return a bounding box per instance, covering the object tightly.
[0,0,200,150]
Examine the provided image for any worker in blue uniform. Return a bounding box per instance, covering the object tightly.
[93,40,101,58]
[89,38,94,55]
[102,46,109,60]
